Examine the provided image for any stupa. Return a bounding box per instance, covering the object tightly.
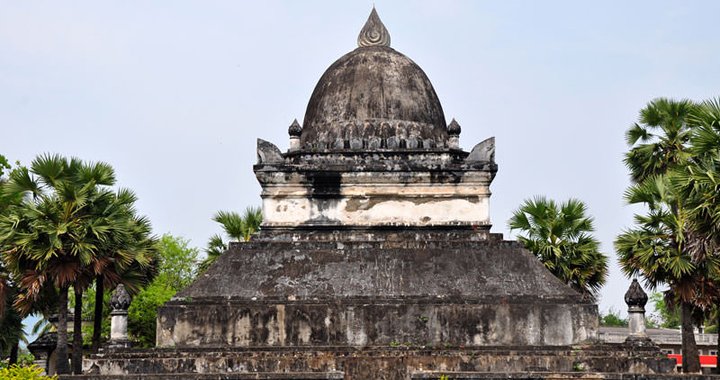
[83,9,674,379]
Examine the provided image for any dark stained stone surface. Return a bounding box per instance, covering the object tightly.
[177,233,581,301]
[624,279,648,308]
[300,46,448,150]
[156,232,598,349]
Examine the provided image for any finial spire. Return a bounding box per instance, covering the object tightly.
[357,7,391,48]
[288,119,302,137]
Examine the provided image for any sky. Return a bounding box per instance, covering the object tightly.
[2,0,720,332]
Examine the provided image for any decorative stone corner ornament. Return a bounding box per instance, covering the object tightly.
[108,284,131,348]
[447,119,461,149]
[288,119,302,151]
[467,137,496,162]
[624,279,651,344]
[256,138,283,164]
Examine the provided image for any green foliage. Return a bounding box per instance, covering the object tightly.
[0,364,57,379]
[127,234,198,347]
[617,97,720,373]
[649,292,681,329]
[155,235,198,290]
[68,285,110,346]
[0,154,158,373]
[508,196,608,300]
[127,281,176,348]
[599,308,628,327]
[0,154,10,178]
[618,98,720,312]
[1,156,30,363]
[16,352,35,367]
[0,298,24,358]
[200,206,262,272]
[213,207,262,242]
[623,98,694,182]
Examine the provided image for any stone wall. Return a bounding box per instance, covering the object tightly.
[158,299,597,348]
[78,344,677,379]
[255,142,496,229]
[158,235,598,349]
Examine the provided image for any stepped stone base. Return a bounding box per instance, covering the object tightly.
[158,230,598,349]
[80,231,678,378]
[77,344,676,379]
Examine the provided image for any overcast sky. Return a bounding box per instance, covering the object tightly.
[2,1,720,322]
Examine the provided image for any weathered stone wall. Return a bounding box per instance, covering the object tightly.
[258,170,492,228]
[255,144,496,229]
[158,233,598,349]
[78,345,677,379]
[157,300,597,348]
[173,234,584,300]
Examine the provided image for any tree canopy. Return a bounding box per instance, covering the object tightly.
[508,196,608,301]
[128,234,198,347]
[199,206,262,272]
[0,154,157,374]
[616,97,720,373]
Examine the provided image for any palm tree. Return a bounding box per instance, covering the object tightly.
[0,154,118,374]
[0,270,25,365]
[681,97,720,371]
[198,234,227,273]
[508,196,608,301]
[620,98,707,373]
[215,207,262,242]
[200,206,262,271]
[615,174,718,373]
[90,209,158,352]
[0,157,24,364]
[624,98,695,183]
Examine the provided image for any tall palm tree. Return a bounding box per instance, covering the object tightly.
[680,97,720,371]
[616,98,702,372]
[200,206,262,271]
[0,268,25,365]
[508,196,608,301]
[615,174,720,373]
[0,165,20,351]
[0,154,117,374]
[619,98,707,373]
[89,208,158,352]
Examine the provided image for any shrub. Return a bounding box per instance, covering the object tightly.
[0,364,57,379]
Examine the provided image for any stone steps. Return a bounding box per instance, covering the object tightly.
[411,373,716,380]
[82,345,674,377]
[67,373,344,380]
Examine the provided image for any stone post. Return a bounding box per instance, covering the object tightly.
[624,279,650,342]
[108,284,131,348]
[288,119,302,151]
[447,119,461,149]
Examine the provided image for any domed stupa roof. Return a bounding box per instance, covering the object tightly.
[300,8,448,150]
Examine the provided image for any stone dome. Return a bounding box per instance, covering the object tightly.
[299,10,448,151]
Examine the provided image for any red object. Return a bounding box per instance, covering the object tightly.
[667,354,717,367]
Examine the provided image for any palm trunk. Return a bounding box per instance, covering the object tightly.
[92,275,104,352]
[72,287,83,374]
[9,341,18,364]
[680,301,701,373]
[55,286,70,374]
